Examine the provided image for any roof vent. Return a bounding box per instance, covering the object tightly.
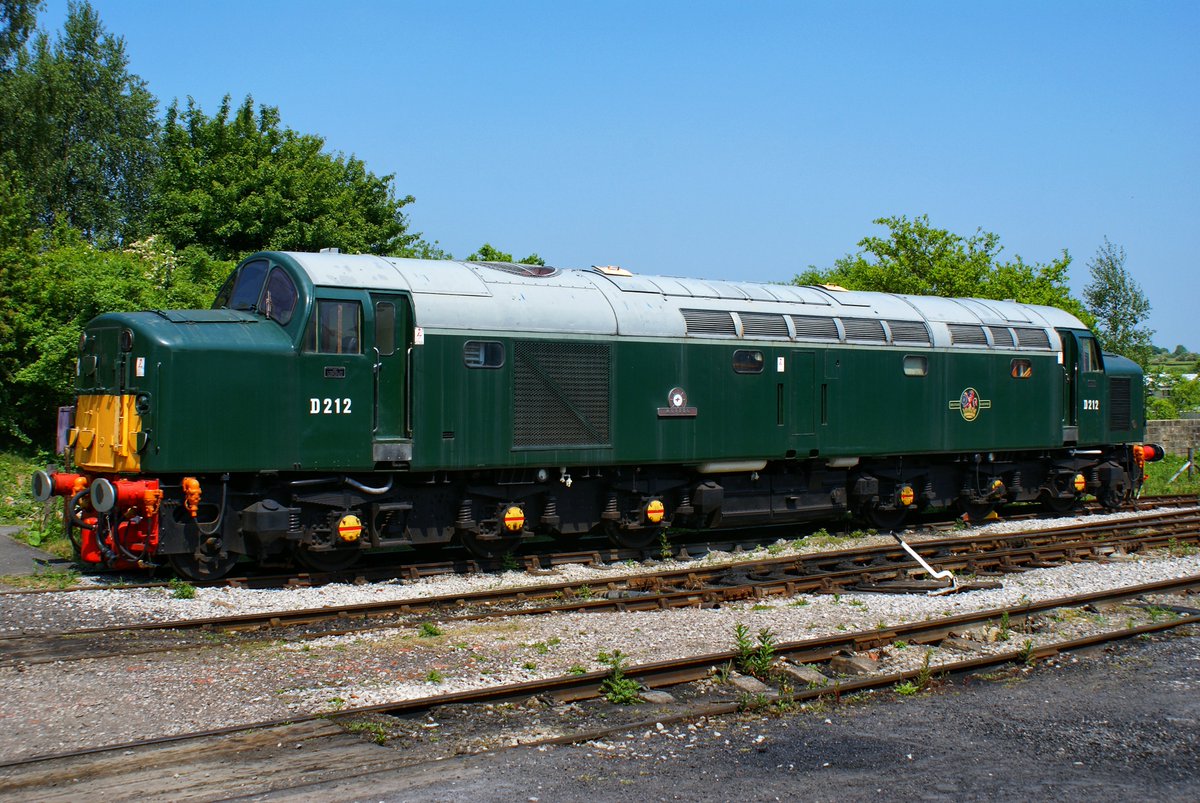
[319,247,340,254]
[592,265,633,277]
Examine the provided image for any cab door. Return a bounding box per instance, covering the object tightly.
[369,293,412,463]
[1060,330,1104,445]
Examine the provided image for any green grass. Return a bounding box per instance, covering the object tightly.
[0,451,74,560]
[1142,454,1200,497]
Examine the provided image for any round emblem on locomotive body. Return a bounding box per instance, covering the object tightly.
[668,387,687,408]
[959,387,980,421]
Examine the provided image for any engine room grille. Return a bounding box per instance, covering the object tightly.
[948,324,988,346]
[681,309,737,336]
[841,317,887,342]
[1013,327,1052,349]
[1109,377,1133,431]
[513,341,611,448]
[886,320,931,344]
[988,326,1015,347]
[738,312,789,338]
[791,315,840,341]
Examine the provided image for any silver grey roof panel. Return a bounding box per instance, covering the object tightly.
[278,253,1085,345]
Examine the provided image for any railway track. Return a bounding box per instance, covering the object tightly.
[4,494,1194,597]
[1,573,1197,801]
[3,506,1200,667]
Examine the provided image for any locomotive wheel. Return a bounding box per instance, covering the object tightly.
[291,543,361,572]
[604,523,664,550]
[1041,494,1078,514]
[1098,485,1130,511]
[459,530,523,560]
[168,546,240,581]
[865,505,907,532]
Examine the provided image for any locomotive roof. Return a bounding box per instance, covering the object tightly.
[276,251,1086,351]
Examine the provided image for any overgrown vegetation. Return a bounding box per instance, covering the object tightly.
[597,649,642,705]
[1141,455,1200,497]
[168,577,196,599]
[418,621,444,638]
[893,650,935,696]
[733,623,777,680]
[0,2,539,452]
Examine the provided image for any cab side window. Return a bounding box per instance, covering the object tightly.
[1079,339,1102,372]
[262,268,298,325]
[304,300,362,354]
[226,260,269,311]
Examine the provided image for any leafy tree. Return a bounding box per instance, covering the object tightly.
[1082,238,1153,369]
[0,0,39,71]
[466,242,545,265]
[0,1,157,243]
[794,215,1084,318]
[148,95,423,260]
[0,225,231,447]
[1172,377,1200,415]
[1145,396,1176,421]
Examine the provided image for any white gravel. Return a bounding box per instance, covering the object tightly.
[7,504,1191,633]
[0,504,1197,762]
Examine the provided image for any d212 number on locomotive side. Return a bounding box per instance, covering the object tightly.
[309,397,352,415]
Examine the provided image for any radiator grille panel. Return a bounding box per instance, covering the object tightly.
[681,308,737,336]
[988,326,1015,347]
[739,312,789,338]
[791,315,840,340]
[513,341,611,448]
[886,320,931,344]
[1109,377,1133,431]
[949,324,988,346]
[842,317,887,342]
[1013,327,1052,349]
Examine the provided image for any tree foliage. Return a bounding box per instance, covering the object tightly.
[1083,237,1154,370]
[0,2,545,450]
[0,0,39,71]
[148,96,421,260]
[794,215,1085,318]
[466,242,545,265]
[0,1,157,243]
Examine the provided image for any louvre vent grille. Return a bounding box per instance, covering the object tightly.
[886,320,931,344]
[791,315,840,340]
[681,308,737,336]
[1013,327,1052,349]
[949,324,989,346]
[739,312,789,338]
[468,261,560,278]
[842,317,887,342]
[988,326,1015,347]
[1109,377,1133,431]
[513,341,611,448]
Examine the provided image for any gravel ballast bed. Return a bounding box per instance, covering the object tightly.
[0,505,1195,763]
[0,541,1198,761]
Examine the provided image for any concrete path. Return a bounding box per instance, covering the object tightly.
[0,525,66,576]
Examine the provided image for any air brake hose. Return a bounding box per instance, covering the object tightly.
[196,480,228,536]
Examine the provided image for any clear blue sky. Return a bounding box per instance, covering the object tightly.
[40,0,1199,350]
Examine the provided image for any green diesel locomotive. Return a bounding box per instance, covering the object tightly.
[34,251,1162,578]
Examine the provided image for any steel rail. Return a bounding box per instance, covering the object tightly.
[2,572,1197,777]
[2,507,1199,670]
[3,495,1193,597]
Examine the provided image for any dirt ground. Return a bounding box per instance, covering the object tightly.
[274,628,1200,802]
